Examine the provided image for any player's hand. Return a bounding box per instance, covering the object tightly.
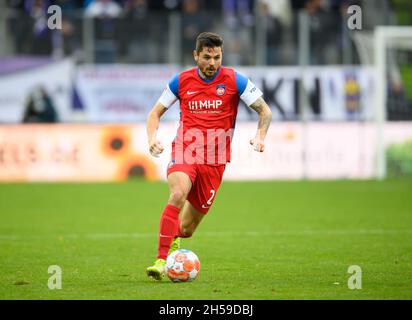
[250,138,265,152]
[149,139,164,157]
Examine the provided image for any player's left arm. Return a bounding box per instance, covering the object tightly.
[249,97,272,152]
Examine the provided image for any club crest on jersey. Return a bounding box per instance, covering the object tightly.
[216,84,226,96]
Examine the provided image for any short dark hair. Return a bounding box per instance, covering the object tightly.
[195,32,224,53]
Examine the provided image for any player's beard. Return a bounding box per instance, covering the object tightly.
[200,66,217,79]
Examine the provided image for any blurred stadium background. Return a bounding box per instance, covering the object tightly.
[0,0,412,181]
[0,0,412,300]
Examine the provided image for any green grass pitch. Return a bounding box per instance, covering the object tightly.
[0,179,411,300]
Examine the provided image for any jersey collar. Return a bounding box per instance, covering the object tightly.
[197,67,221,83]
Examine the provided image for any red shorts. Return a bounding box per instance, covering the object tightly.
[167,162,226,214]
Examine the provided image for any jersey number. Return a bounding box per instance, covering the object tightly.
[206,189,215,206]
[202,189,215,209]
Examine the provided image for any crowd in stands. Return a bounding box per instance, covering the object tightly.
[4,0,412,65]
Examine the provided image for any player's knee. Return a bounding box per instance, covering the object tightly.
[168,190,187,208]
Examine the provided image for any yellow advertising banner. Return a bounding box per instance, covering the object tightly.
[1,123,412,181]
[0,125,159,182]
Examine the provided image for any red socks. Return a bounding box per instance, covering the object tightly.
[157,204,181,260]
[156,204,196,259]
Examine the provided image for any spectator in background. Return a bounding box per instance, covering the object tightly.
[85,0,123,18]
[22,86,59,123]
[204,0,221,11]
[222,0,254,29]
[292,0,340,65]
[85,0,123,62]
[258,0,292,65]
[146,0,173,11]
[53,0,84,59]
[290,0,307,10]
[84,0,125,9]
[25,0,52,55]
[220,0,255,65]
[6,0,25,11]
[121,0,166,62]
[181,0,207,65]
[124,0,148,19]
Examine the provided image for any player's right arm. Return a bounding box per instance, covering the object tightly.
[146,73,179,157]
[147,102,168,157]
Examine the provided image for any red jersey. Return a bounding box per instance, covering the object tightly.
[158,66,262,166]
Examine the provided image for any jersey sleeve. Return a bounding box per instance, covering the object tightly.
[235,71,263,107]
[158,73,179,108]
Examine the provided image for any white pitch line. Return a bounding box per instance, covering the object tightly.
[0,229,411,241]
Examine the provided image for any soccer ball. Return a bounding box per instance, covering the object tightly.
[165,249,200,282]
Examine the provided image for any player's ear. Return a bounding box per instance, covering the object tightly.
[193,50,198,62]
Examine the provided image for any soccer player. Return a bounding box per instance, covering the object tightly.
[146,32,272,280]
